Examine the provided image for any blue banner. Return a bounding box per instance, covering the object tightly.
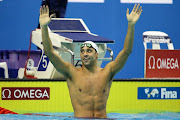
[138,87,180,99]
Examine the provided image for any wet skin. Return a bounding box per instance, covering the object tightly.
[66,47,113,118]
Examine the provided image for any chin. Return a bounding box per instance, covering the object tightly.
[83,62,90,66]
[82,61,91,67]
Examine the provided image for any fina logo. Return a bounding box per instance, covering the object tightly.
[138,87,180,99]
[144,88,159,98]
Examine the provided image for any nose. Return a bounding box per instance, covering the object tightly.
[83,51,88,57]
[84,55,88,58]
[84,53,88,57]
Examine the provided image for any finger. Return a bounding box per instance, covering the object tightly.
[40,6,42,15]
[44,5,47,14]
[42,5,44,14]
[44,5,48,15]
[138,6,142,14]
[45,5,48,14]
[46,5,49,15]
[50,13,56,19]
[126,8,129,16]
[135,4,140,13]
[42,5,46,14]
[133,4,137,12]
[139,9,143,15]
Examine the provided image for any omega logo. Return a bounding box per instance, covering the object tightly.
[148,56,179,70]
[2,89,11,99]
[1,87,50,100]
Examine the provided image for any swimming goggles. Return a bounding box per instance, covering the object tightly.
[80,42,99,53]
[80,43,93,48]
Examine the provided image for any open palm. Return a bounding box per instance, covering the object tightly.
[126,4,142,25]
[39,5,54,27]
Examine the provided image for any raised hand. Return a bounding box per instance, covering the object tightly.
[39,5,55,27]
[126,4,142,25]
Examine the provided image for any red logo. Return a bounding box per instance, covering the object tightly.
[146,50,180,78]
[2,87,50,100]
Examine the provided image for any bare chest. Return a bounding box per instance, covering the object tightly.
[72,71,111,95]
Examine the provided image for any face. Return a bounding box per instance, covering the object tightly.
[80,46,98,66]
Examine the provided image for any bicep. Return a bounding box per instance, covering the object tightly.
[108,50,130,77]
[47,51,75,78]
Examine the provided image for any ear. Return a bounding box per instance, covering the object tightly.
[96,52,99,59]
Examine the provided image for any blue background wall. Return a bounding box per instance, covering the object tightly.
[0,0,179,79]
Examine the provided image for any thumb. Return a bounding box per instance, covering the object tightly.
[50,13,56,19]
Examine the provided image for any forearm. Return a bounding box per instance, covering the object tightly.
[110,23,135,73]
[108,4,142,76]
[41,25,54,56]
[123,22,135,54]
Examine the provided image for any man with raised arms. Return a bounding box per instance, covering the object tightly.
[39,4,142,118]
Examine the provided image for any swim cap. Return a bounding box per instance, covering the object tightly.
[81,41,99,53]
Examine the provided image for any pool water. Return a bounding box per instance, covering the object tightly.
[0,112,180,120]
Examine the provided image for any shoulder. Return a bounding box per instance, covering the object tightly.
[102,62,115,79]
[62,64,80,79]
[69,67,82,75]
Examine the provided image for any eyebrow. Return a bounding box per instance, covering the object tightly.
[81,47,93,50]
[80,47,94,52]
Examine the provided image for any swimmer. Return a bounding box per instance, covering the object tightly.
[39,4,142,118]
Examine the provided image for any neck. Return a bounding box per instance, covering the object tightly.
[82,64,98,73]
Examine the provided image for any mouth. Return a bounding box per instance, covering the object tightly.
[83,58,90,62]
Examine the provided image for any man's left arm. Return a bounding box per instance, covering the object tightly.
[107,4,142,77]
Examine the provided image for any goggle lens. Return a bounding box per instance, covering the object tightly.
[81,43,92,48]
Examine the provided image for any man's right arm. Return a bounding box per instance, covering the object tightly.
[40,5,75,79]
